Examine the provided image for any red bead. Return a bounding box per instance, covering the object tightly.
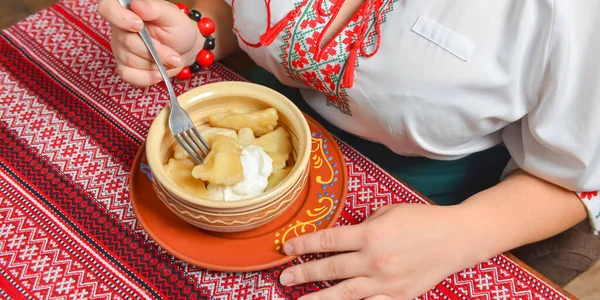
[175,3,189,14]
[196,49,214,67]
[176,67,192,80]
[198,18,215,36]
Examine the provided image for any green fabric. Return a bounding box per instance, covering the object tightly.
[246,67,511,206]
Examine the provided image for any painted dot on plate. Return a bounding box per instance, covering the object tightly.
[328,156,333,161]
[318,193,322,197]
[325,216,330,220]
[331,194,335,198]
[276,246,281,251]
[332,206,336,209]
[316,221,322,225]
[330,211,334,215]
[325,192,329,195]
[324,150,329,155]
[323,138,328,142]
[334,177,338,182]
[322,184,327,189]
[311,132,315,137]
[323,144,328,149]
[329,183,334,187]
[318,133,322,138]
[334,200,339,203]
[333,163,337,167]
[274,239,280,244]
[334,170,339,175]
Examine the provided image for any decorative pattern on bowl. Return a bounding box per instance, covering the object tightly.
[151,165,309,232]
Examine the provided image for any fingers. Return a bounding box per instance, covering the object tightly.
[280,252,365,286]
[283,225,366,255]
[116,64,181,86]
[100,0,190,86]
[113,49,158,71]
[110,26,182,85]
[297,277,380,300]
[112,28,181,67]
[130,0,182,27]
[98,0,143,32]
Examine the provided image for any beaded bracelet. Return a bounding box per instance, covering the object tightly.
[175,3,216,80]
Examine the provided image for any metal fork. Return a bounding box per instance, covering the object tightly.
[118,0,210,164]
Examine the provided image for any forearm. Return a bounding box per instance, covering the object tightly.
[180,0,240,64]
[457,170,587,265]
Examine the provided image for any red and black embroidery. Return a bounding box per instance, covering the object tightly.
[231,0,396,115]
[276,0,396,116]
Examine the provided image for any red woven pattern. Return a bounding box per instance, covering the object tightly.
[0,1,570,299]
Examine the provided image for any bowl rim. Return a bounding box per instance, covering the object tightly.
[145,81,311,209]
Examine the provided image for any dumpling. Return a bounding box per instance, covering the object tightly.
[200,127,238,146]
[208,108,278,136]
[237,127,256,147]
[172,127,237,160]
[163,158,208,198]
[191,135,244,186]
[252,127,292,170]
[266,166,292,191]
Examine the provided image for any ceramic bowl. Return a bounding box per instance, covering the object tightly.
[145,82,311,232]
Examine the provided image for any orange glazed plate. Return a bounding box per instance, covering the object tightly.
[129,114,348,272]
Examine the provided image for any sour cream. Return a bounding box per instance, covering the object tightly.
[207,145,273,201]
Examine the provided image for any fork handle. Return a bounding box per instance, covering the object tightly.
[139,29,179,104]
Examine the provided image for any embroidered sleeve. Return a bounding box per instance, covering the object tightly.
[578,192,600,235]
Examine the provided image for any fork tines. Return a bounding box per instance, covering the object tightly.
[175,127,210,164]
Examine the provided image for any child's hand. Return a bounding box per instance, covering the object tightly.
[98,0,203,86]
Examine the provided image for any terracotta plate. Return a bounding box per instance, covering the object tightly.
[130,115,348,272]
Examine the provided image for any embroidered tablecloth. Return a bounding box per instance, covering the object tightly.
[0,1,574,299]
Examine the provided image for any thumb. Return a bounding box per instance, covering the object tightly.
[130,0,182,27]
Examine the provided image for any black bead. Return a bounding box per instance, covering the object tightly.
[188,10,201,21]
[203,36,216,50]
[190,62,202,73]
